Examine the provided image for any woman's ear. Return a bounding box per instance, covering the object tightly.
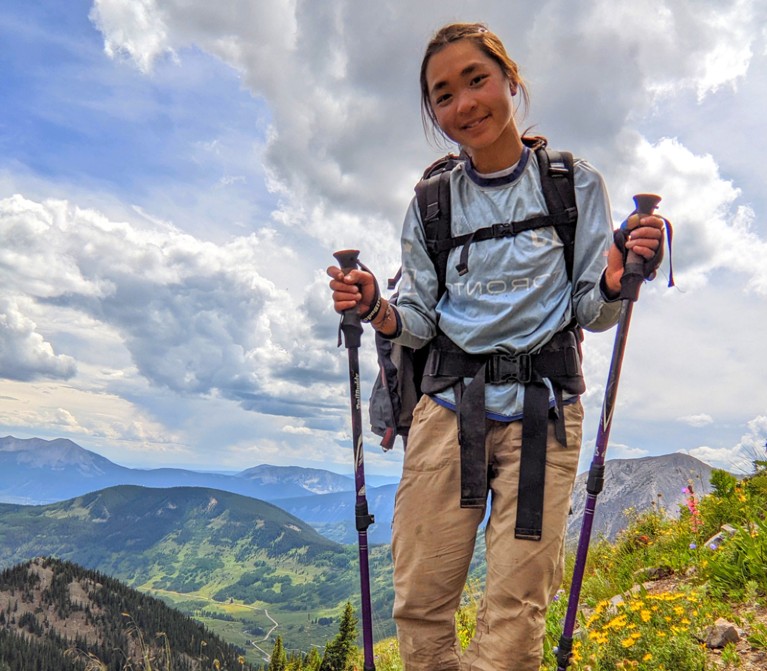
[509,81,518,96]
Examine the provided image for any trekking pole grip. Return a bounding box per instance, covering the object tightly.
[333,249,364,349]
[621,193,661,301]
[333,248,361,276]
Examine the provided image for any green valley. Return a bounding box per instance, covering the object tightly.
[0,485,395,660]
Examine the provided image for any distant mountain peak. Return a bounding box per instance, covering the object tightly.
[238,463,354,495]
[568,451,717,542]
[0,435,115,475]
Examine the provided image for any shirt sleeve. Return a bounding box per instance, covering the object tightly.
[388,198,441,350]
[570,159,622,332]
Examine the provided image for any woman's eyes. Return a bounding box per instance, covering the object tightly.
[434,74,489,105]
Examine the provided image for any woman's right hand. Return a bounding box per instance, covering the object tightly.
[326,266,378,315]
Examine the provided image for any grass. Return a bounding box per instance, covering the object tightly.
[364,463,767,671]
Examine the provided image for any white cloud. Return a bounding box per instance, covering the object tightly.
[678,414,714,428]
[609,444,650,460]
[0,194,347,420]
[90,0,176,73]
[684,415,767,473]
[0,295,76,381]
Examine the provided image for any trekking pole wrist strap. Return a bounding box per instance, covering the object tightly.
[357,266,382,323]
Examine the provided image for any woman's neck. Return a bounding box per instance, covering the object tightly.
[468,131,524,173]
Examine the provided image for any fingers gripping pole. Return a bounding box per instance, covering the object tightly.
[619,194,662,302]
[334,249,364,349]
[332,249,376,671]
[555,195,660,671]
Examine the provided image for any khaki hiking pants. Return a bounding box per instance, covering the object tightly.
[391,396,584,671]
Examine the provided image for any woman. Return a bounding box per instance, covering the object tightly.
[328,22,664,671]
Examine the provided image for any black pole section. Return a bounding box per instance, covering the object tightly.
[333,249,376,671]
[555,195,661,670]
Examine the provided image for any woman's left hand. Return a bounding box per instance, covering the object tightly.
[604,214,665,297]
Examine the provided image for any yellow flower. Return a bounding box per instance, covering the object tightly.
[606,614,629,630]
[643,653,653,662]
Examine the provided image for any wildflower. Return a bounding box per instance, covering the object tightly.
[684,482,702,531]
[689,542,697,549]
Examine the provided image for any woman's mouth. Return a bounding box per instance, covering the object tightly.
[462,115,489,131]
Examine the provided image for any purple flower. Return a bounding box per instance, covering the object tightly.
[689,543,697,549]
[709,543,719,551]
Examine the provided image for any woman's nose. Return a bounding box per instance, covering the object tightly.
[456,89,477,114]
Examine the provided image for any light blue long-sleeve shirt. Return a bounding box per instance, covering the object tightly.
[392,147,622,418]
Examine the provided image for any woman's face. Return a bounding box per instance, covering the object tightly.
[425,39,519,172]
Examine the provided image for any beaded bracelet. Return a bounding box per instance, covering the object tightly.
[360,294,382,323]
[372,302,392,329]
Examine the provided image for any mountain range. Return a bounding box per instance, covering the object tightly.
[0,435,397,505]
[0,435,727,657]
[0,435,721,546]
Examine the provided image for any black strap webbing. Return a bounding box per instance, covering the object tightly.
[455,377,488,508]
[516,378,550,540]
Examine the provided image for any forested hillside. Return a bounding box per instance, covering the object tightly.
[0,557,253,670]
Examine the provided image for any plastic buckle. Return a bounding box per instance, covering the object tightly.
[492,222,516,238]
[487,353,532,384]
[517,353,532,383]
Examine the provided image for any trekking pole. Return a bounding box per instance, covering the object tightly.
[555,194,662,670]
[333,249,376,671]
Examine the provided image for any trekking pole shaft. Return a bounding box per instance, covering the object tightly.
[332,249,376,671]
[556,301,635,669]
[346,346,376,671]
[556,194,660,670]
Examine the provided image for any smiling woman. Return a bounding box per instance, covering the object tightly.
[325,20,671,671]
[420,28,528,174]
[424,39,520,173]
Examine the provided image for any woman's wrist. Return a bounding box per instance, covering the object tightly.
[370,299,397,335]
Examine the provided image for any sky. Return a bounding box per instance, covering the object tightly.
[0,0,765,479]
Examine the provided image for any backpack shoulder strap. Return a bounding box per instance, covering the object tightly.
[412,149,578,290]
[414,154,461,298]
[535,147,578,281]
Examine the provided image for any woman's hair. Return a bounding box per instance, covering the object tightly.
[419,22,530,145]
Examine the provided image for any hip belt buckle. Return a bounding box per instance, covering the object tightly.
[486,352,532,384]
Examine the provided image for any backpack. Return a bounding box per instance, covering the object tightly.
[369,139,578,450]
